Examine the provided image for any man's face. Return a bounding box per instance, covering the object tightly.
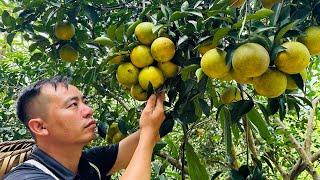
[40,83,96,145]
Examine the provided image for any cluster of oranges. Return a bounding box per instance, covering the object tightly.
[54,21,79,63]
[115,22,179,101]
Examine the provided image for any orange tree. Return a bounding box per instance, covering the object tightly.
[1,0,320,179]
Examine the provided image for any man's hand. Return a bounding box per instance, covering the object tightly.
[139,92,166,143]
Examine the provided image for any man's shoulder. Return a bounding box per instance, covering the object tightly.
[4,163,54,180]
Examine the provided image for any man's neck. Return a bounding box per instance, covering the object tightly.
[37,141,84,174]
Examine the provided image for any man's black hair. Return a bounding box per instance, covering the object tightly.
[16,75,70,127]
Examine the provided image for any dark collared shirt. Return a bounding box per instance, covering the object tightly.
[4,144,118,180]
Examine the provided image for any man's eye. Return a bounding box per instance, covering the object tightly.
[69,102,78,108]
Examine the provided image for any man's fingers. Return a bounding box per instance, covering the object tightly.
[156,91,165,107]
[145,94,156,110]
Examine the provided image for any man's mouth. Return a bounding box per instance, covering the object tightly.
[85,120,96,128]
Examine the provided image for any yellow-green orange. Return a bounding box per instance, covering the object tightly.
[275,41,310,74]
[112,132,126,143]
[107,123,119,138]
[158,61,179,78]
[220,86,242,104]
[138,66,164,90]
[261,0,280,8]
[253,69,287,98]
[130,45,153,68]
[108,55,123,64]
[116,62,139,86]
[130,84,148,101]
[198,43,216,55]
[151,37,175,62]
[229,69,253,84]
[232,43,270,77]
[59,45,79,63]
[231,0,245,7]
[298,26,320,55]
[54,21,75,40]
[286,70,307,90]
[201,49,230,78]
[134,22,157,45]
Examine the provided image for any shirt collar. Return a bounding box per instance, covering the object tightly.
[29,146,82,179]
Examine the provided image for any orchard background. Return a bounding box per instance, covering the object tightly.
[1,0,320,179]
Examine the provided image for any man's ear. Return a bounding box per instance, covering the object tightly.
[28,118,49,136]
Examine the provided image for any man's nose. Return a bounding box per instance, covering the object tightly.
[82,104,93,118]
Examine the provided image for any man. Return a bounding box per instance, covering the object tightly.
[4,76,166,180]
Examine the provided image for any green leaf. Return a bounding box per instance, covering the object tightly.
[187,11,203,18]
[159,116,175,137]
[30,52,43,62]
[169,11,188,22]
[270,45,286,63]
[7,32,15,45]
[279,97,286,121]
[267,98,279,115]
[247,108,272,143]
[198,99,210,117]
[195,68,204,82]
[290,74,304,91]
[233,8,274,28]
[161,4,169,18]
[84,5,99,23]
[212,27,231,46]
[295,96,312,107]
[2,10,15,27]
[230,100,254,123]
[153,141,167,153]
[181,1,189,11]
[186,142,209,180]
[274,20,299,45]
[152,24,164,34]
[222,108,232,155]
[126,19,142,37]
[180,64,199,81]
[116,24,125,42]
[177,35,188,46]
[106,24,117,40]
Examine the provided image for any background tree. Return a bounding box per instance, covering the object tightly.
[1,0,320,179]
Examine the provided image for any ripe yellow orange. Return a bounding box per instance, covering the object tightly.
[151,37,176,62]
[220,86,242,104]
[130,45,154,68]
[116,62,139,86]
[134,22,157,45]
[59,44,79,63]
[286,70,307,90]
[261,0,280,9]
[200,49,230,78]
[275,41,310,74]
[229,69,253,84]
[54,21,75,40]
[130,84,148,101]
[158,61,179,78]
[138,66,164,90]
[298,26,320,55]
[232,43,270,78]
[253,69,287,98]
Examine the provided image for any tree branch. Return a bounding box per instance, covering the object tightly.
[155,151,188,175]
[290,151,320,179]
[275,118,320,179]
[266,152,288,178]
[304,97,320,155]
[105,89,130,111]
